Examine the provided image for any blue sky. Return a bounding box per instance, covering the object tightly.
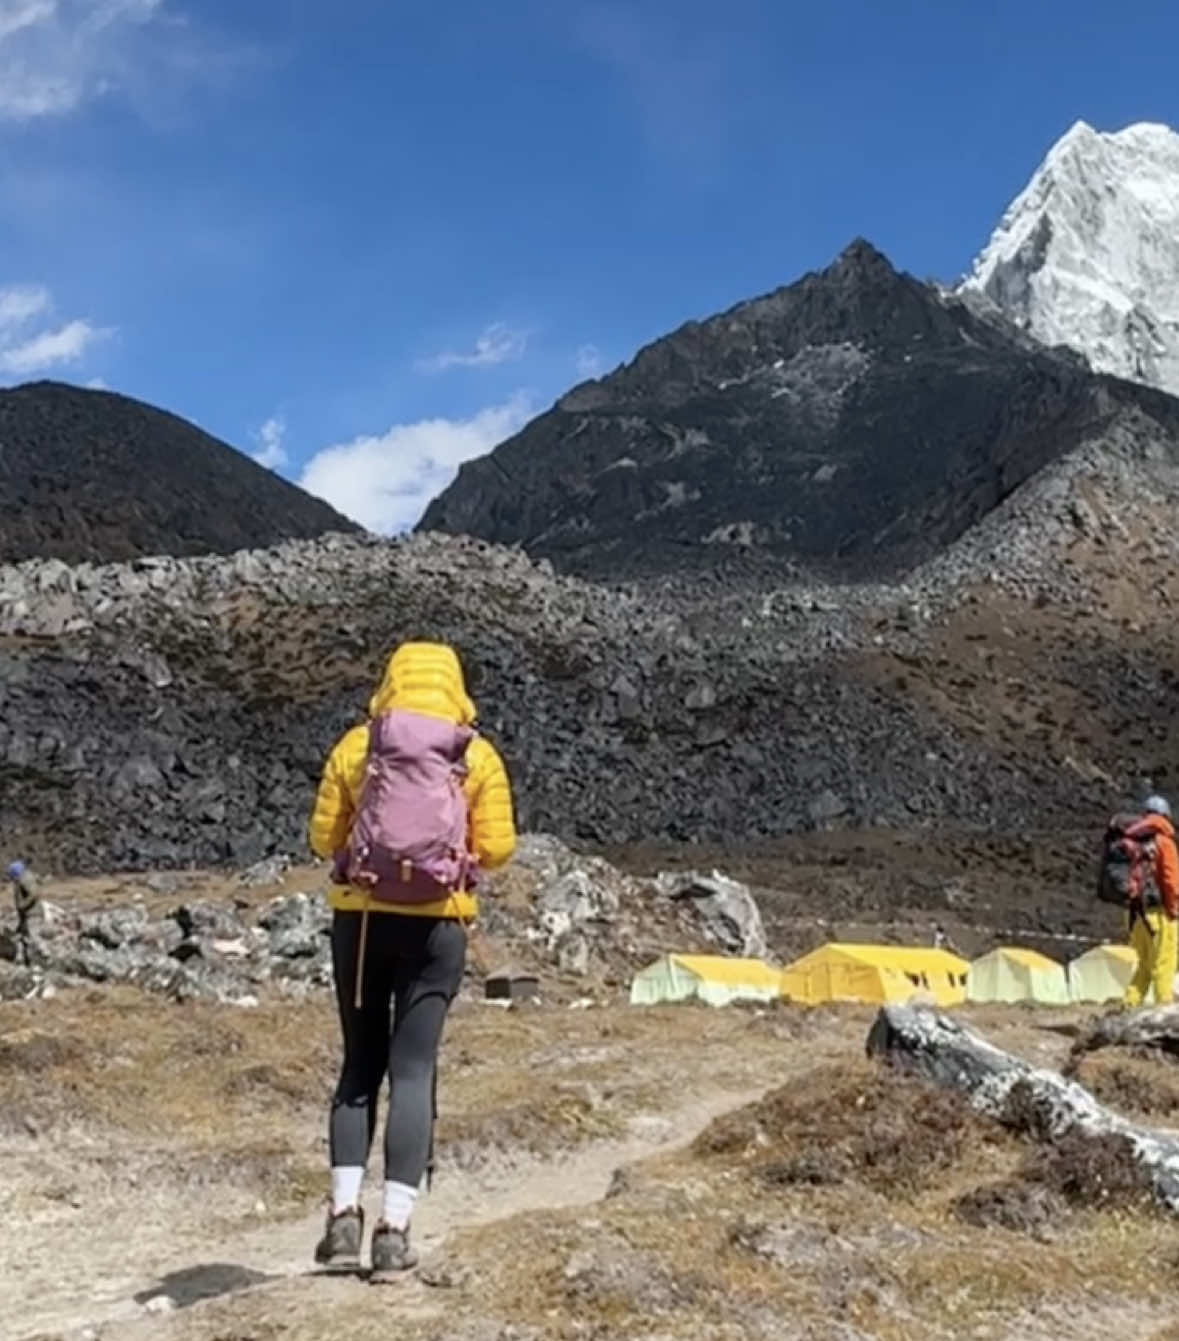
[2,0,1179,530]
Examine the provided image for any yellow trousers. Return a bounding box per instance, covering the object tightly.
[1124,909,1178,1006]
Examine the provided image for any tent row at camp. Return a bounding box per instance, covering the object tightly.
[629,942,1144,1008]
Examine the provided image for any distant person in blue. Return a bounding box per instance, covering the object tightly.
[7,861,38,966]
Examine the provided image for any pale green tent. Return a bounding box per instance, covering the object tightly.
[1068,944,1138,1004]
[966,947,1069,1005]
[629,954,782,1007]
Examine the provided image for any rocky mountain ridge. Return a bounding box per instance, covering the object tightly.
[4,530,937,870]
[962,119,1179,398]
[4,395,1179,882]
[0,380,358,564]
[420,240,1179,583]
[5,202,1179,880]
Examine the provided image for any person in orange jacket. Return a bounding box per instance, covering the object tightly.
[307,641,516,1279]
[1122,795,1179,1008]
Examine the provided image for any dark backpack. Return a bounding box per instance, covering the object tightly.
[1096,814,1157,907]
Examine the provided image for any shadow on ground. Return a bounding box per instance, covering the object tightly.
[134,1263,277,1310]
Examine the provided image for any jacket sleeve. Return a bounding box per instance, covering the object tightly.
[466,737,517,871]
[308,727,364,860]
[1158,835,1179,918]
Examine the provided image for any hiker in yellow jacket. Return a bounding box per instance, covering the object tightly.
[308,641,515,1279]
[1121,796,1179,1008]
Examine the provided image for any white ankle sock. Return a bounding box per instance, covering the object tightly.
[331,1166,364,1213]
[382,1180,418,1230]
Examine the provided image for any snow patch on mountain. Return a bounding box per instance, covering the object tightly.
[960,119,1179,396]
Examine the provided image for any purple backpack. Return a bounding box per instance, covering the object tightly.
[340,709,476,903]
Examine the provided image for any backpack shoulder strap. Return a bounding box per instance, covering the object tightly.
[1124,817,1161,844]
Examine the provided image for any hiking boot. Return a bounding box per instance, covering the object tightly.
[314,1206,364,1273]
[370,1222,418,1281]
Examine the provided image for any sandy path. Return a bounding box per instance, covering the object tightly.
[5,1086,759,1341]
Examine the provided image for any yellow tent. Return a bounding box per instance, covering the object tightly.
[629,954,783,1007]
[779,943,969,1007]
[967,947,1069,1005]
[1068,944,1139,1004]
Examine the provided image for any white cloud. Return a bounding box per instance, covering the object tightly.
[0,283,50,328]
[0,72,79,119]
[0,1,56,44]
[416,322,527,373]
[0,0,232,122]
[87,0,163,29]
[575,343,603,378]
[0,284,109,376]
[251,413,287,470]
[299,393,533,533]
[0,316,105,373]
[85,374,107,388]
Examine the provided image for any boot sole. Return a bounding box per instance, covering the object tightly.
[315,1255,362,1275]
[369,1263,417,1284]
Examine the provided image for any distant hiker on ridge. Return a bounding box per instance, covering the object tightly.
[1097,794,1179,1007]
[7,861,38,967]
[308,641,516,1280]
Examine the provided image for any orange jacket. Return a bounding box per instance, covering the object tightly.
[308,642,517,919]
[1135,813,1179,918]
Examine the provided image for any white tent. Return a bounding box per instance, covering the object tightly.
[629,954,782,1007]
[966,948,1070,1005]
[1068,944,1138,1004]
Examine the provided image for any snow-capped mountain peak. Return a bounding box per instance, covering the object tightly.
[960,120,1179,396]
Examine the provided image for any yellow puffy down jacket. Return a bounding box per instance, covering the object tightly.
[308,642,517,919]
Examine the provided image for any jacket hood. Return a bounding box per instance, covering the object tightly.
[1132,812,1176,839]
[368,642,476,725]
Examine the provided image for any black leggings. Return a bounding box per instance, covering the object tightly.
[328,911,466,1186]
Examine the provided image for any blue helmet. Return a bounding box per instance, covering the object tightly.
[1145,794,1173,820]
[7,860,26,880]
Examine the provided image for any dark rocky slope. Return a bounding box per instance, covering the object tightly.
[419,241,1179,581]
[0,380,358,564]
[4,240,1179,971]
[4,379,1179,887]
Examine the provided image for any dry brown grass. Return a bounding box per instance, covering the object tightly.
[1070,1051,1179,1120]
[32,861,327,918]
[1,988,823,1341]
[693,1060,1013,1198]
[416,1055,1179,1341]
[7,994,1179,1341]
[0,988,333,1139]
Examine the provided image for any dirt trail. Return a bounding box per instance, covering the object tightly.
[6,1086,761,1341]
